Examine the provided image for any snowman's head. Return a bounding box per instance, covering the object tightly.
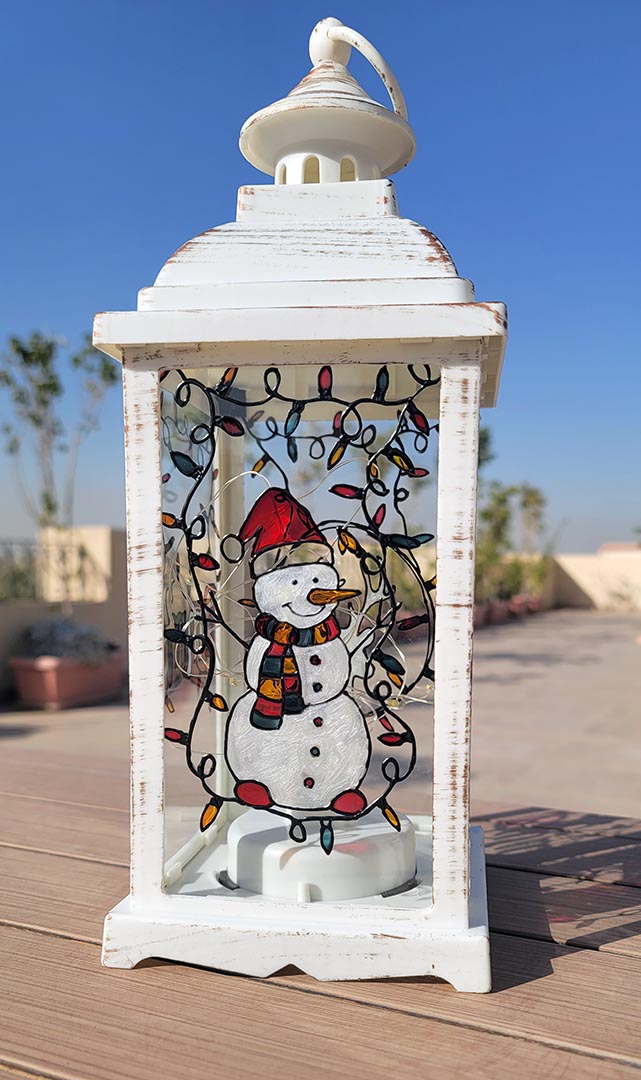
[254,562,358,628]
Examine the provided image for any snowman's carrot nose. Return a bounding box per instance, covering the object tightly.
[307,587,360,606]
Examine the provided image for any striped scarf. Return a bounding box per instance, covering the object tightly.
[250,613,341,731]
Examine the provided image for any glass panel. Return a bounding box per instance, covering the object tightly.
[161,363,438,893]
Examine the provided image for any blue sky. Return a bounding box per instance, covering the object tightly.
[1,0,639,550]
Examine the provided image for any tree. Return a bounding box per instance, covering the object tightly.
[475,481,519,602]
[518,483,546,554]
[0,332,118,530]
[474,427,548,603]
[478,425,495,471]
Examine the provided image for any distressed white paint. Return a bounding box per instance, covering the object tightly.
[431,359,482,927]
[122,362,165,907]
[103,822,490,992]
[240,19,414,181]
[94,305,505,365]
[103,345,494,988]
[94,14,506,991]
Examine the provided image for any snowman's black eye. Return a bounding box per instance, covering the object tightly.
[291,579,298,585]
[312,577,319,583]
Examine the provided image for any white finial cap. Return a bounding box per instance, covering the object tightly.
[239,17,415,184]
[309,16,352,65]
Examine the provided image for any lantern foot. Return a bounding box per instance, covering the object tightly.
[102,822,491,991]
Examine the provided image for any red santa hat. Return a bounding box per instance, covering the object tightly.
[239,488,332,577]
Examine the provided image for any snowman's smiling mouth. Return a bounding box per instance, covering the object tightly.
[283,601,326,618]
[282,588,360,619]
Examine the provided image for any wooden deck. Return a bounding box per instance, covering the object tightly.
[1,708,641,1079]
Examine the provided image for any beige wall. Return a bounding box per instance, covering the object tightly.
[550,551,641,611]
[0,529,128,697]
[38,525,118,603]
[2,527,639,698]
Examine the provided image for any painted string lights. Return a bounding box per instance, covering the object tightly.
[161,364,438,854]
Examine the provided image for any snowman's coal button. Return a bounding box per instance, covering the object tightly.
[313,716,323,727]
[310,654,321,666]
[310,746,320,757]
[304,777,315,788]
[312,682,323,693]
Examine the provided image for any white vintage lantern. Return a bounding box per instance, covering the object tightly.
[95,17,506,992]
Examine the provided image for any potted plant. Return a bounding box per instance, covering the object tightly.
[523,553,550,613]
[10,618,124,710]
[474,433,549,626]
[474,544,495,627]
[475,480,515,626]
[503,556,528,616]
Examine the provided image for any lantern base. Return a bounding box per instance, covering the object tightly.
[226,809,417,901]
[101,819,491,992]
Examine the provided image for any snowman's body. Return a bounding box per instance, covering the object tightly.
[226,690,369,813]
[224,560,371,816]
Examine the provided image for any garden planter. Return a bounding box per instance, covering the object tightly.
[487,600,511,625]
[508,594,529,617]
[10,651,124,710]
[526,596,542,614]
[474,603,489,628]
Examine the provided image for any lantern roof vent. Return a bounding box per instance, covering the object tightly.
[239,17,416,184]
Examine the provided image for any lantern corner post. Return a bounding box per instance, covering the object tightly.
[121,355,166,909]
[431,352,484,934]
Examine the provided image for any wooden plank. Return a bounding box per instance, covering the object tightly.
[473,804,641,842]
[0,752,129,811]
[0,848,127,943]
[0,1065,52,1080]
[488,866,641,957]
[483,820,641,886]
[0,750,206,814]
[274,932,641,1065]
[1,848,640,1068]
[4,846,641,967]
[0,708,128,764]
[0,925,636,1080]
[0,793,128,865]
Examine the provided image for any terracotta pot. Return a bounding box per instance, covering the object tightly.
[473,603,489,628]
[526,596,542,614]
[10,652,125,711]
[508,595,528,617]
[487,600,511,625]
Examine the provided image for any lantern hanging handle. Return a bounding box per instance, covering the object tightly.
[309,18,409,122]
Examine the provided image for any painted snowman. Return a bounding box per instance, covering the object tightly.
[225,488,371,849]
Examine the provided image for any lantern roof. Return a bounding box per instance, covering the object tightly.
[93,16,507,409]
[239,17,416,182]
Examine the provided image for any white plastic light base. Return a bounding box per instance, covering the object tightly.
[101,820,492,992]
[227,810,416,901]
